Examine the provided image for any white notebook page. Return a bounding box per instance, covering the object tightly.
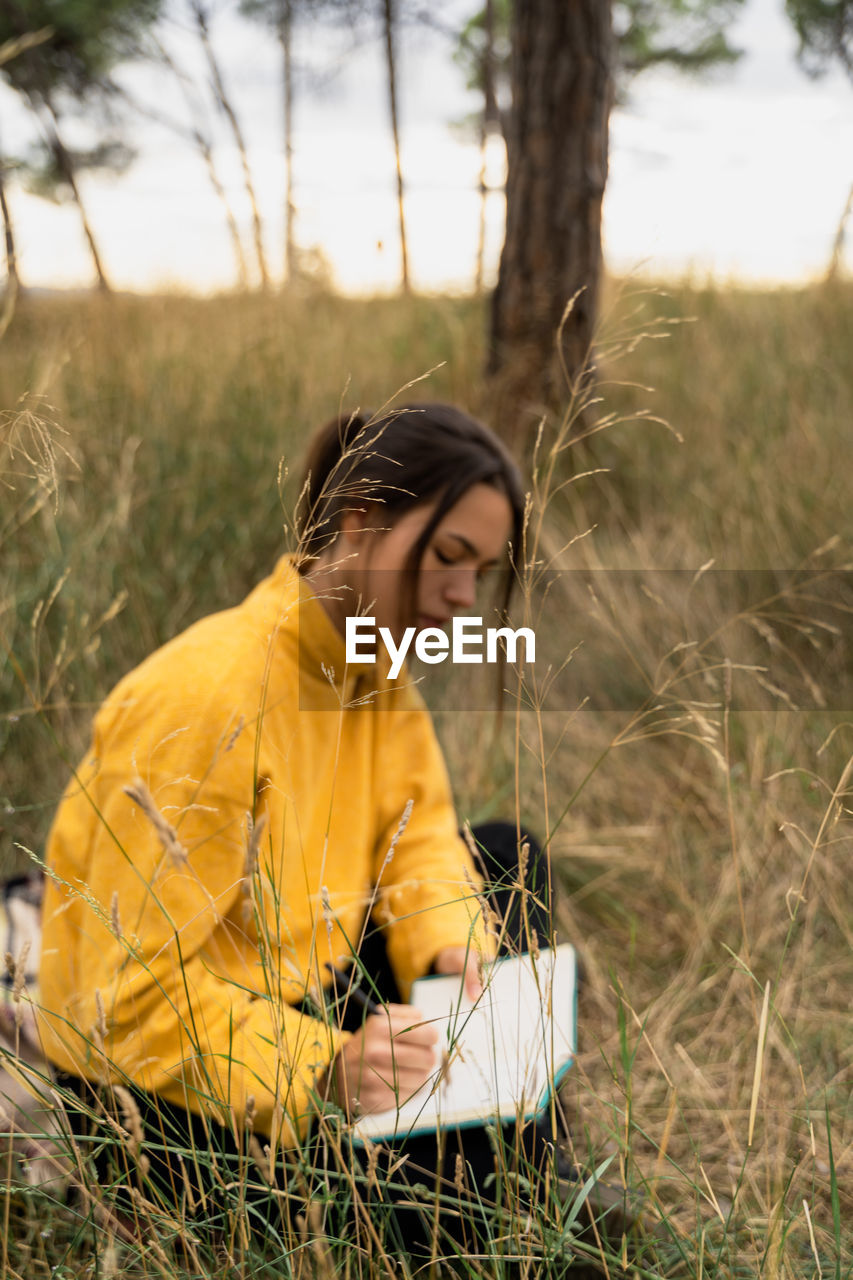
[352,943,576,1141]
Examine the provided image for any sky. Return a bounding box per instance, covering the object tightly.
[3,0,852,294]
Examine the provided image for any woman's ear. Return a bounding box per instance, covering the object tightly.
[338,502,383,544]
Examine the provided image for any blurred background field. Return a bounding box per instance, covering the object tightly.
[1,280,851,1276]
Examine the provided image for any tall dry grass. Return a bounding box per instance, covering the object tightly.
[1,280,851,1277]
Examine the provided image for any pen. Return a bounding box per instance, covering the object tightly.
[325,963,383,1016]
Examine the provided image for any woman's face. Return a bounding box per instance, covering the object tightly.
[340,482,514,640]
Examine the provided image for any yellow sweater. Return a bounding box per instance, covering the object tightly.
[39,557,487,1141]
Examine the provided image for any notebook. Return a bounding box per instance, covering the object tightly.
[352,943,577,1142]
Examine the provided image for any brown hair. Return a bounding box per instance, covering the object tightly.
[296,402,525,629]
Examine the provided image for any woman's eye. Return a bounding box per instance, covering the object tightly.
[434,550,456,566]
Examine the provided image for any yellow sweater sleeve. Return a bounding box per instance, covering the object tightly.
[370,691,495,995]
[39,701,348,1143]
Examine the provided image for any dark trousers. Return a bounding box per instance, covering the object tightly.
[58,822,564,1261]
[338,819,553,1014]
[325,820,561,1258]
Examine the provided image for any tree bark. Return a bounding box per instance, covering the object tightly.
[826,178,853,282]
[488,0,612,437]
[475,118,488,295]
[382,0,410,294]
[475,0,498,294]
[0,160,17,287]
[0,155,18,339]
[192,0,271,290]
[12,24,111,293]
[1,88,22,308]
[279,0,296,282]
[194,121,250,289]
[43,102,111,293]
[153,37,249,289]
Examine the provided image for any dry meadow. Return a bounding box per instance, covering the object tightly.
[1,282,850,1278]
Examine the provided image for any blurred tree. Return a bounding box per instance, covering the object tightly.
[454,0,507,293]
[189,0,271,289]
[240,0,298,281]
[0,0,163,292]
[456,0,745,151]
[480,0,746,434]
[382,0,409,292]
[21,138,135,204]
[311,0,412,291]
[0,27,52,333]
[785,0,853,277]
[0,146,15,300]
[239,0,414,292]
[786,0,852,72]
[487,0,612,435]
[147,34,251,288]
[615,0,744,76]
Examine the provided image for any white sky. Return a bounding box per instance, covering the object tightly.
[3,0,852,294]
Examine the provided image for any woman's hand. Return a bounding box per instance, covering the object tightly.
[329,1004,438,1118]
[432,946,483,1000]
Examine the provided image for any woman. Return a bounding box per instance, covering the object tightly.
[38,403,561,1258]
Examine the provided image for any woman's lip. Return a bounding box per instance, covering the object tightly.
[418,615,450,629]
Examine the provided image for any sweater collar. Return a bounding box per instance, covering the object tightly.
[269,555,383,698]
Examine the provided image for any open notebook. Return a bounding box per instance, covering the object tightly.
[352,943,577,1142]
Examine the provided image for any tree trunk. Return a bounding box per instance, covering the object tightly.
[192,0,271,290]
[475,118,488,296]
[0,159,17,287]
[0,155,18,339]
[194,122,250,289]
[488,0,612,438]
[279,0,296,282]
[43,102,111,293]
[153,37,249,289]
[475,0,498,294]
[826,178,853,282]
[382,0,410,294]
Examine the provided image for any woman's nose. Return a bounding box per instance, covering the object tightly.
[443,568,478,609]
